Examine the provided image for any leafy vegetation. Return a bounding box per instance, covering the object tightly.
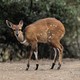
[0,0,80,61]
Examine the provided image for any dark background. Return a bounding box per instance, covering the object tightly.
[0,0,80,62]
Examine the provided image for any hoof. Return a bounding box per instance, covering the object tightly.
[26,64,30,71]
[35,64,39,70]
[57,63,61,70]
[57,67,60,70]
[50,63,55,69]
[26,68,29,71]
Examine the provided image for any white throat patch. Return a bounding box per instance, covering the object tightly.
[20,39,29,46]
[20,39,26,44]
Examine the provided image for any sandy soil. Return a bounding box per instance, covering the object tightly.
[0,59,80,80]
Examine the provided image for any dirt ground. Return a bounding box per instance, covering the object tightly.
[0,59,80,80]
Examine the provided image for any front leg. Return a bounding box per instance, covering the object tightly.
[34,51,39,70]
[26,50,33,70]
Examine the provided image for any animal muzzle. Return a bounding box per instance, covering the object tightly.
[15,31,19,37]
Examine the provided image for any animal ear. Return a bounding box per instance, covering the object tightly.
[6,20,13,28]
[19,20,23,27]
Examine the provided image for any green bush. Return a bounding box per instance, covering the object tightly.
[0,0,80,61]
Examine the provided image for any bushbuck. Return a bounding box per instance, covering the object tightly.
[6,18,65,70]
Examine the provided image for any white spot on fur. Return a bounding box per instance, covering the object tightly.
[54,25,57,27]
[38,33,42,36]
[48,31,50,34]
[49,36,51,39]
[50,24,53,27]
[50,24,57,27]
[40,33,42,36]
[52,34,54,36]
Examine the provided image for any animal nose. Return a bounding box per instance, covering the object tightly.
[16,33,18,36]
[15,31,18,36]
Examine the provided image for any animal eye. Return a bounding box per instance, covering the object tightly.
[13,29,16,31]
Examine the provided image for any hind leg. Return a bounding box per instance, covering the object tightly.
[51,40,63,70]
[57,44,63,70]
[51,48,58,69]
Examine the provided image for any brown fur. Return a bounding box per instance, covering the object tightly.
[25,18,65,48]
[6,18,65,70]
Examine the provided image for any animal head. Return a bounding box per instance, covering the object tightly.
[6,20,23,37]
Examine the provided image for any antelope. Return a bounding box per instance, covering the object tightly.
[6,18,65,70]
